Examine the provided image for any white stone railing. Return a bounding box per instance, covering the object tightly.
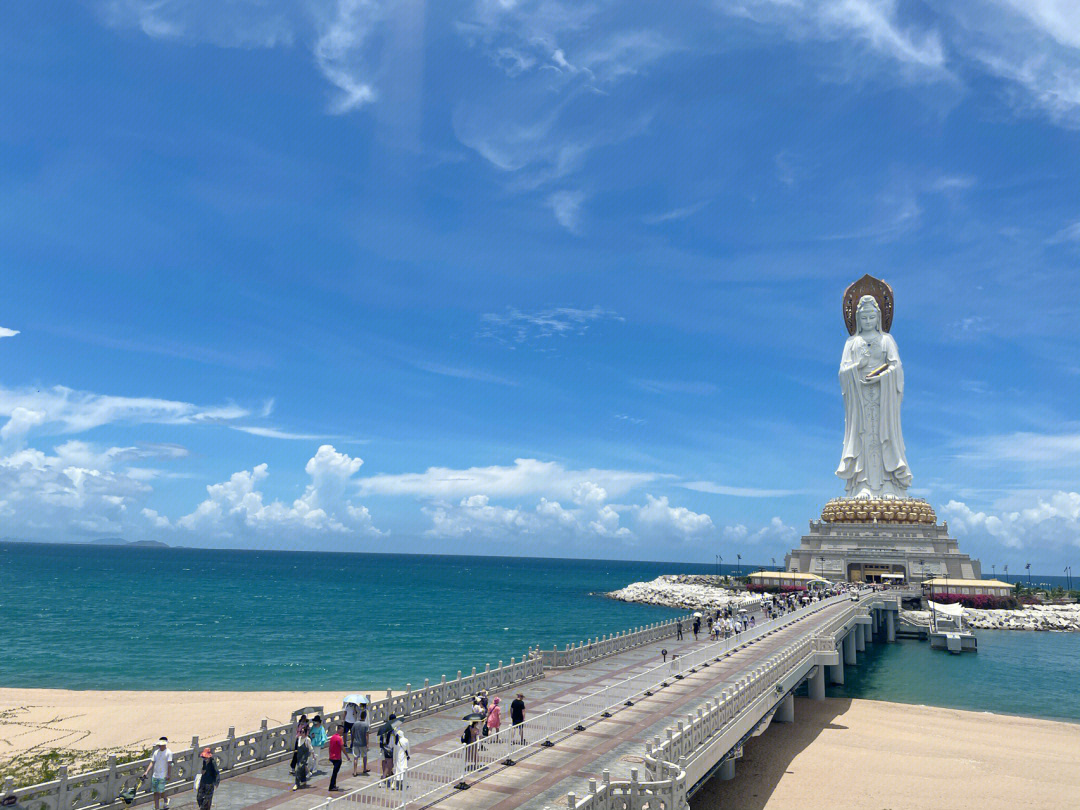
[539,596,765,669]
[567,597,847,810]
[2,656,543,810]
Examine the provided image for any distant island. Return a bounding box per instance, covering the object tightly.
[1,537,171,548]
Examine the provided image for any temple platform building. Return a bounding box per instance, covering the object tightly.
[785,498,983,585]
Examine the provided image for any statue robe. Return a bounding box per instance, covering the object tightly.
[836,332,912,496]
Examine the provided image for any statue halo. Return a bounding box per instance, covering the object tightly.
[842,274,894,335]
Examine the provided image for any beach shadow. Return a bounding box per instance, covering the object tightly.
[690,696,853,810]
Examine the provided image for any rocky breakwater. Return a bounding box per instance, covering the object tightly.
[607,574,755,610]
[903,604,1080,632]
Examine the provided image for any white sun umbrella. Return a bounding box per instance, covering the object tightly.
[693,611,703,617]
[343,694,365,706]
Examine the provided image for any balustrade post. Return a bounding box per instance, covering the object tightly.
[104,755,119,804]
[567,791,576,809]
[190,736,200,776]
[225,727,236,769]
[2,779,14,803]
[257,720,269,760]
[56,766,70,810]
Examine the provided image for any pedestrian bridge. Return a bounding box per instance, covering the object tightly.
[10,591,897,810]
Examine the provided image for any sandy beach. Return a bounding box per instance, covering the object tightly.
[0,688,373,763]
[694,697,1080,809]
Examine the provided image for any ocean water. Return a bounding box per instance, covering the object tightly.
[0,543,695,691]
[830,629,1080,723]
[3,543,1078,727]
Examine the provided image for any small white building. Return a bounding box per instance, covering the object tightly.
[922,577,1013,598]
[747,571,830,590]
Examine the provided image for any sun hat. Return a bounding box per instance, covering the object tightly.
[200,748,212,759]
[158,737,168,745]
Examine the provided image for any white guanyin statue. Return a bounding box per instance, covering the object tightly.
[836,280,912,499]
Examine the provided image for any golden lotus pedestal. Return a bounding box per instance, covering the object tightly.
[784,498,982,585]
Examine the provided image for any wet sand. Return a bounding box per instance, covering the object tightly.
[693,697,1080,809]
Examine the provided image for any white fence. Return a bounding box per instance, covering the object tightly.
[316,595,843,810]
[538,596,764,669]
[2,656,544,810]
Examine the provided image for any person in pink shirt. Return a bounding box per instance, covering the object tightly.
[486,697,502,742]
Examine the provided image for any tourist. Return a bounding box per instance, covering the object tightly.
[352,710,370,777]
[462,720,481,771]
[343,701,359,748]
[510,693,526,744]
[309,715,327,771]
[392,730,410,790]
[749,615,756,628]
[195,749,219,810]
[327,725,346,791]
[486,697,502,742]
[292,730,313,790]
[378,714,397,779]
[692,617,700,640]
[676,621,683,640]
[289,714,309,774]
[143,737,172,810]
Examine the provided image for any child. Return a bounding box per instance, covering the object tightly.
[309,715,327,771]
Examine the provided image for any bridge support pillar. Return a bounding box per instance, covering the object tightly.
[776,693,794,723]
[828,663,844,685]
[809,666,826,701]
[843,631,856,665]
[886,610,896,643]
[719,759,736,781]
[855,624,866,652]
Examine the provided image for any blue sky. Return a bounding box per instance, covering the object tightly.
[2,0,1079,569]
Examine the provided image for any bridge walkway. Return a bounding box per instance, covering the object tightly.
[163,600,851,810]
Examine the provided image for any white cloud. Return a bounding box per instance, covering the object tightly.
[178,445,380,539]
[358,458,658,500]
[1048,219,1080,244]
[0,327,19,338]
[547,190,586,232]
[312,0,381,113]
[681,481,805,497]
[943,492,1080,550]
[232,426,343,440]
[957,432,1080,465]
[0,384,249,444]
[480,305,622,344]
[642,200,710,224]
[720,516,799,544]
[634,494,714,539]
[0,443,155,538]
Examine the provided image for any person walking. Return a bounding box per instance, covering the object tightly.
[290,715,309,774]
[378,715,397,780]
[486,697,502,742]
[292,731,313,791]
[676,620,683,640]
[327,725,346,792]
[351,710,370,777]
[143,737,172,810]
[392,730,410,790]
[195,749,219,810]
[343,702,359,748]
[510,693,526,745]
[692,617,700,640]
[309,715,327,772]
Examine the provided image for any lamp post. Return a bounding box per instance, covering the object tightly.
[772,557,777,572]
[1065,566,1072,591]
[1004,564,1009,584]
[737,553,742,577]
[992,564,996,580]
[1026,562,1031,588]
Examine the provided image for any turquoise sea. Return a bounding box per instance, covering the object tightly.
[2,542,1078,725]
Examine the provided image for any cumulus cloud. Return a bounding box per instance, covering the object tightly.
[0,384,249,444]
[942,492,1080,551]
[633,494,714,539]
[0,442,155,538]
[178,445,380,539]
[956,432,1080,465]
[720,516,799,544]
[357,458,657,500]
[0,327,19,338]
